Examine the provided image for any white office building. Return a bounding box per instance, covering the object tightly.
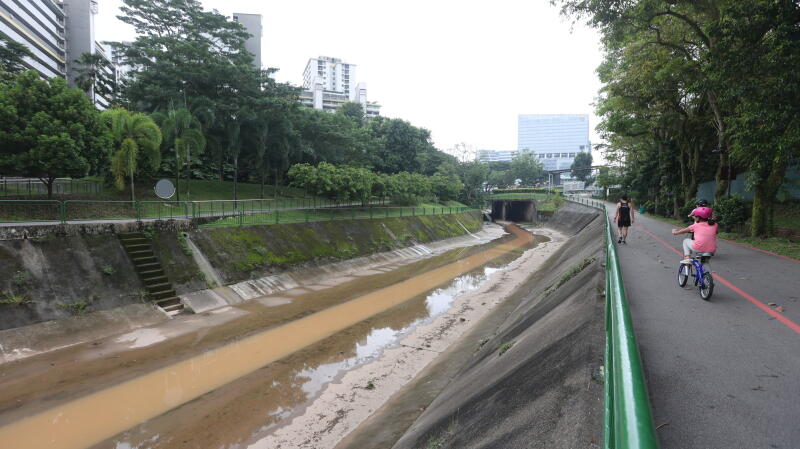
[1,0,116,108]
[478,149,519,163]
[232,12,261,69]
[299,56,381,117]
[518,114,591,171]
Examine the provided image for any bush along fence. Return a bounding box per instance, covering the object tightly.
[566,195,659,449]
[0,198,471,227]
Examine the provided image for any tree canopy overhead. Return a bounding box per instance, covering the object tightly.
[556,0,800,235]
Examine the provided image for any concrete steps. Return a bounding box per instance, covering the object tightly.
[119,232,183,316]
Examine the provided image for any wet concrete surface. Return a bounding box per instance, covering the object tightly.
[0,225,541,449]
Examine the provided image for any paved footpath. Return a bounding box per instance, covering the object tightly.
[605,203,800,449]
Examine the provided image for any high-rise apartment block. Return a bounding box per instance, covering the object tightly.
[517,114,591,171]
[232,12,261,69]
[299,56,380,117]
[1,0,116,108]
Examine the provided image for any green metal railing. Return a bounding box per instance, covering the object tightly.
[0,198,472,226]
[567,195,659,449]
[0,178,102,197]
[200,206,473,228]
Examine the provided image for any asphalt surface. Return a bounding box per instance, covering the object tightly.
[607,203,800,449]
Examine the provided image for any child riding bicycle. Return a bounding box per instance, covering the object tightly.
[671,206,718,264]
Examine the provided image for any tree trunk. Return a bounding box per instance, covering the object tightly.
[750,162,786,237]
[260,168,265,199]
[679,147,688,202]
[687,143,700,202]
[274,168,278,200]
[175,166,180,202]
[233,155,238,202]
[130,171,136,203]
[42,177,54,200]
[186,149,191,201]
[714,152,730,203]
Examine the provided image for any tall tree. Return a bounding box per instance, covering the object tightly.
[73,52,114,104]
[101,108,162,201]
[570,151,593,182]
[156,108,205,200]
[337,102,365,126]
[510,150,545,186]
[0,72,111,198]
[0,33,34,77]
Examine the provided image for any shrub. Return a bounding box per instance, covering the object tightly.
[12,271,31,287]
[0,293,31,305]
[715,195,747,232]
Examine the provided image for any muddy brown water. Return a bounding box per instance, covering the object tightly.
[0,225,540,449]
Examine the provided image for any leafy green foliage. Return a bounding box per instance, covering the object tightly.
[570,151,593,182]
[714,195,747,231]
[101,108,162,200]
[58,300,90,315]
[73,52,115,103]
[288,162,460,205]
[556,0,800,234]
[0,72,112,197]
[498,341,516,357]
[0,33,34,76]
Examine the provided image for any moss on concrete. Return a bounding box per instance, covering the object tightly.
[150,232,207,294]
[192,212,483,284]
[0,211,482,330]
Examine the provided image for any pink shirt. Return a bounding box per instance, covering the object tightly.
[689,222,718,253]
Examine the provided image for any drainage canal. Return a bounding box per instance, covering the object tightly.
[0,225,542,449]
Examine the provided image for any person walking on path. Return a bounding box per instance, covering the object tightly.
[614,195,634,244]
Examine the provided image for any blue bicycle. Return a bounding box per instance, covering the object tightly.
[677,252,714,300]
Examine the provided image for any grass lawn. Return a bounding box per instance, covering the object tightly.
[773,201,800,230]
[1,178,307,202]
[202,204,473,227]
[718,233,800,260]
[488,193,550,200]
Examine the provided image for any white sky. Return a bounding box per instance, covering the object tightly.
[95,0,604,156]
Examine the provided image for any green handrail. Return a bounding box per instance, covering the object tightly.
[566,195,659,449]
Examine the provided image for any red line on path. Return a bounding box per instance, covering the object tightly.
[635,226,800,335]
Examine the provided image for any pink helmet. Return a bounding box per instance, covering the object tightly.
[691,206,713,219]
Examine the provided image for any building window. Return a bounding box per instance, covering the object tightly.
[538,154,545,158]
[579,145,585,150]
[569,153,576,157]
[546,153,552,158]
[561,153,568,157]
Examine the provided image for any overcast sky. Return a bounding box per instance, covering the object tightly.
[95,0,604,156]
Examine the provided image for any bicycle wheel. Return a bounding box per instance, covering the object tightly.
[677,264,689,287]
[699,271,714,300]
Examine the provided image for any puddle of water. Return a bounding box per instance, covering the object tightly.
[0,226,537,449]
[106,265,506,449]
[114,328,167,349]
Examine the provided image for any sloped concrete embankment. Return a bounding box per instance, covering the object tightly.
[338,202,604,449]
[0,212,482,333]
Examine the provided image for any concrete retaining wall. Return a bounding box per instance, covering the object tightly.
[339,202,604,449]
[0,212,483,331]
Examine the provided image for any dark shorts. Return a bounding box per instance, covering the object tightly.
[617,217,631,228]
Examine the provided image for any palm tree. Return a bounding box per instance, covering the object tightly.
[74,52,113,104]
[101,108,162,202]
[158,108,206,201]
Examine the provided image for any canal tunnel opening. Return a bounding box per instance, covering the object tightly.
[491,200,537,222]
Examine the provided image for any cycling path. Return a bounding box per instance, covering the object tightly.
[604,203,800,449]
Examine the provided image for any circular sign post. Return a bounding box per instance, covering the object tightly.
[154,179,176,200]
